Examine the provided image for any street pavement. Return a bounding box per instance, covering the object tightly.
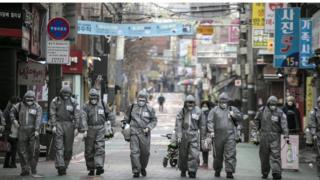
[0,93,318,180]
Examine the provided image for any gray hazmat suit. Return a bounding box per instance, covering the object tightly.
[207,93,242,174]
[175,95,205,174]
[49,86,80,171]
[10,90,42,175]
[308,96,320,176]
[124,90,157,174]
[254,96,289,177]
[80,88,115,171]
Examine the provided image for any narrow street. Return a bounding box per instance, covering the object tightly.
[0,93,318,179]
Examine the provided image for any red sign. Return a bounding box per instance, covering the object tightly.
[47,17,70,40]
[62,50,83,74]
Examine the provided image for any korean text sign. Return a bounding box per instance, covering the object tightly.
[274,8,300,68]
[300,19,314,69]
[252,3,265,28]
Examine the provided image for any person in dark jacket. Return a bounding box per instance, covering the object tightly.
[3,97,20,168]
[199,100,215,169]
[282,96,301,134]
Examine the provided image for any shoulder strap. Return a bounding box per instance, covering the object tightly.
[128,104,134,123]
[101,102,109,121]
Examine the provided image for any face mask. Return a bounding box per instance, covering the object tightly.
[26,101,34,106]
[220,103,227,109]
[90,99,98,105]
[138,100,146,107]
[270,105,276,111]
[202,107,209,111]
[63,96,69,100]
[187,106,194,111]
[287,101,294,106]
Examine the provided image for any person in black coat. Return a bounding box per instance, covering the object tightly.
[282,96,301,134]
[199,100,215,169]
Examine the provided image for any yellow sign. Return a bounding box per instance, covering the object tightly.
[306,76,314,115]
[252,3,265,28]
[197,26,214,35]
[267,38,274,52]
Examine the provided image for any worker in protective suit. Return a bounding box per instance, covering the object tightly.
[253,96,289,180]
[207,93,242,179]
[10,90,42,177]
[175,95,205,178]
[123,90,157,178]
[308,96,320,177]
[80,88,115,176]
[49,86,80,176]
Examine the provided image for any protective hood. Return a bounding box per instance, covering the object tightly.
[89,88,99,97]
[24,90,35,98]
[60,86,72,94]
[138,90,148,101]
[185,95,195,102]
[267,96,278,105]
[218,92,230,102]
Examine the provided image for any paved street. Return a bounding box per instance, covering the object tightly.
[0,93,318,180]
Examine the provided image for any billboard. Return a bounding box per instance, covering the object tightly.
[274,8,300,68]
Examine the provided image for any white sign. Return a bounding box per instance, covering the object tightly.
[18,61,46,85]
[116,36,125,60]
[197,57,228,65]
[235,79,241,87]
[47,40,70,64]
[265,3,287,33]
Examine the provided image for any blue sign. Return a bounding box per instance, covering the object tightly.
[274,8,301,68]
[47,17,70,40]
[300,19,315,69]
[77,20,194,37]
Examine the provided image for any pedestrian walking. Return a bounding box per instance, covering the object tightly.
[158,93,165,112]
[49,86,80,176]
[10,91,42,177]
[199,100,214,169]
[123,90,157,178]
[207,93,242,179]
[282,96,301,134]
[253,96,289,180]
[308,96,320,177]
[80,88,115,176]
[3,97,20,168]
[175,95,205,178]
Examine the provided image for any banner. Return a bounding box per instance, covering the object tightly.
[265,3,287,33]
[78,20,194,37]
[274,8,300,68]
[228,19,240,44]
[252,3,265,28]
[18,61,46,85]
[252,28,269,48]
[312,10,320,50]
[300,19,315,69]
[306,76,314,115]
